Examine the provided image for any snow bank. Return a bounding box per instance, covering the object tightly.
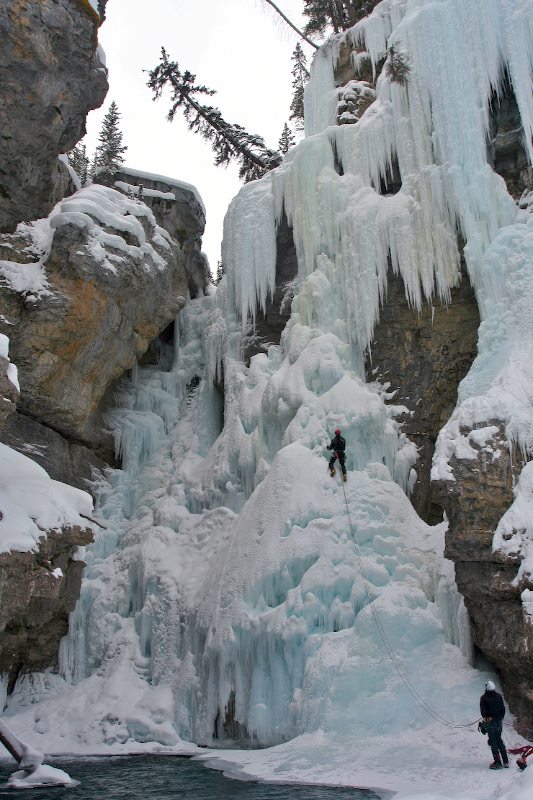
[0,444,93,553]
[114,181,175,201]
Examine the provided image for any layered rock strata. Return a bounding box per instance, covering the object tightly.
[0,0,109,233]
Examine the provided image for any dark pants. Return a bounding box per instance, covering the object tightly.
[329,452,346,475]
[487,719,508,764]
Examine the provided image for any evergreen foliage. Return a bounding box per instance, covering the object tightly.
[91,101,128,175]
[214,260,225,285]
[289,43,309,133]
[67,143,90,185]
[278,122,296,154]
[303,0,380,37]
[147,49,281,183]
[385,47,412,85]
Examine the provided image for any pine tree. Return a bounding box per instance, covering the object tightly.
[303,0,380,37]
[214,260,225,285]
[385,47,412,85]
[289,43,309,134]
[278,122,296,154]
[147,49,281,183]
[91,101,128,175]
[67,142,89,185]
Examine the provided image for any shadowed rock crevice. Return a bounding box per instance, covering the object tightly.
[1,411,112,491]
[243,211,298,365]
[487,76,533,200]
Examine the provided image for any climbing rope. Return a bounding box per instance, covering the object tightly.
[338,473,481,730]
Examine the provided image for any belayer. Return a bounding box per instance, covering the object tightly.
[327,429,347,482]
[479,680,509,769]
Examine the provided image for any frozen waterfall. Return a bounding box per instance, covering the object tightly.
[4,2,533,795]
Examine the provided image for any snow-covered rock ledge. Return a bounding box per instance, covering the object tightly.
[0,176,208,488]
[0,444,94,686]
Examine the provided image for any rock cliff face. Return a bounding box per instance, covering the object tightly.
[0,524,94,692]
[488,79,533,201]
[365,264,480,524]
[0,0,210,697]
[0,175,207,488]
[0,0,108,233]
[433,430,533,734]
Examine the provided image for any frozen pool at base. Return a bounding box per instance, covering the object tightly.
[0,755,383,799]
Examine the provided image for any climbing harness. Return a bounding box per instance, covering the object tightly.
[336,471,482,730]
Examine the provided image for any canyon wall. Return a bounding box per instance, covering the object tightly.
[0,0,109,233]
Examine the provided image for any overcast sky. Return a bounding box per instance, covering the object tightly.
[85,0,314,273]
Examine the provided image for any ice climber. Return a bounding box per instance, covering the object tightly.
[327,429,347,482]
[480,681,509,769]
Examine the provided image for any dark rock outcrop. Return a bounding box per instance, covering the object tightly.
[433,426,533,735]
[488,79,533,200]
[0,0,109,233]
[0,524,94,690]
[366,265,480,524]
[243,213,298,364]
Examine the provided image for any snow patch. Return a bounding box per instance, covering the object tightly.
[0,444,93,553]
[117,168,205,214]
[0,333,19,392]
